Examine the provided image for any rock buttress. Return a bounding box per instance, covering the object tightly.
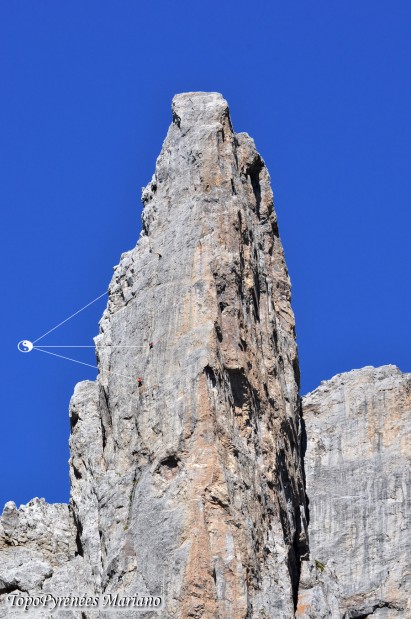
[69,92,309,618]
[302,365,411,618]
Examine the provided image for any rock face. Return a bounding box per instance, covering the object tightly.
[0,93,309,618]
[295,559,341,619]
[3,93,408,619]
[303,365,411,618]
[0,498,95,617]
[0,499,77,593]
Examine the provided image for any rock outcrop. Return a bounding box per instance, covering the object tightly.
[2,93,409,619]
[1,92,309,618]
[303,365,411,618]
[0,499,95,617]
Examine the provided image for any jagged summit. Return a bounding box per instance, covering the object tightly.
[309,363,404,394]
[171,92,230,127]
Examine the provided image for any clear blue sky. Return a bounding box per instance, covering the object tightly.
[1,1,410,509]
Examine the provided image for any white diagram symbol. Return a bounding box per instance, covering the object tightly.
[18,340,33,353]
[16,290,153,383]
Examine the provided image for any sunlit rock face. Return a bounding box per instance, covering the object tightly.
[71,91,309,618]
[0,498,95,617]
[303,365,411,618]
[0,93,310,619]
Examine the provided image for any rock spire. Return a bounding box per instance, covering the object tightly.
[1,92,309,618]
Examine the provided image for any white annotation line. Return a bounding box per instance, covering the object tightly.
[32,291,108,344]
[33,347,135,382]
[36,345,148,349]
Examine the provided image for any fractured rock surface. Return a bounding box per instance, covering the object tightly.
[0,498,95,618]
[303,365,411,618]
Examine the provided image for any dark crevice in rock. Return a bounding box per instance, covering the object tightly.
[223,106,234,134]
[72,464,82,480]
[251,287,260,322]
[247,157,264,218]
[70,405,79,430]
[100,386,111,451]
[212,567,217,585]
[0,583,29,595]
[101,417,107,450]
[214,321,223,342]
[159,455,179,470]
[293,355,301,390]
[288,543,300,610]
[277,446,308,606]
[300,412,310,527]
[141,213,149,236]
[237,209,242,231]
[227,368,247,410]
[351,601,405,618]
[205,365,217,389]
[239,337,247,351]
[70,505,84,558]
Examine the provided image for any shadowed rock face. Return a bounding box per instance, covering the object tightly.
[303,365,411,618]
[0,93,309,618]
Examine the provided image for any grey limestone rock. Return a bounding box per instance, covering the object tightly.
[1,93,309,618]
[303,365,411,618]
[67,91,309,618]
[295,559,341,618]
[3,93,408,619]
[0,498,94,618]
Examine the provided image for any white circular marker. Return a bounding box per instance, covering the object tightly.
[18,340,33,353]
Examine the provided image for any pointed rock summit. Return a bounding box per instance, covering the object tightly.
[1,93,309,618]
[76,91,309,616]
